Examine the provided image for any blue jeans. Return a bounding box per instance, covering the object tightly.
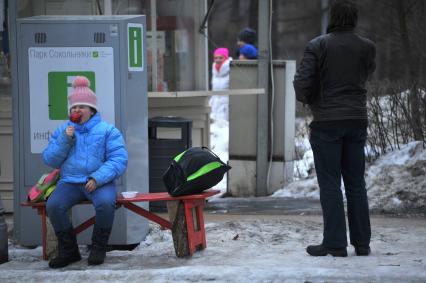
[310,125,371,249]
[46,181,117,232]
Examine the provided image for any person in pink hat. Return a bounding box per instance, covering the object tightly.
[211,47,231,91]
[210,47,232,121]
[43,76,128,268]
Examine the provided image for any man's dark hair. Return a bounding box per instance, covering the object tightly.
[327,0,358,32]
[238,28,257,45]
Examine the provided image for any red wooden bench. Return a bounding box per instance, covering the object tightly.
[21,190,220,260]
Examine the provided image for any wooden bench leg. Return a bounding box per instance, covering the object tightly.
[183,199,207,256]
[36,207,48,260]
[197,202,207,249]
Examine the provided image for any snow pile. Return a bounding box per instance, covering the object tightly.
[274,136,426,214]
[271,177,319,199]
[366,141,426,213]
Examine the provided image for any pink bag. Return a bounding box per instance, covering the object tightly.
[27,169,60,203]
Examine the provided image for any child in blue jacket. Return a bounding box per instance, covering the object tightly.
[43,76,128,268]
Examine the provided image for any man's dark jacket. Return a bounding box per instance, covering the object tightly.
[293,27,376,122]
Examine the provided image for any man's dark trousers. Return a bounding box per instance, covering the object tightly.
[309,123,371,249]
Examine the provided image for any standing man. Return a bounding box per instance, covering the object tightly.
[293,0,376,257]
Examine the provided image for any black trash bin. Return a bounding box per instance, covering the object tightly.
[148,116,192,211]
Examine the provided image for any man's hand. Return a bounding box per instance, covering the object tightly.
[65,126,75,138]
[85,178,97,192]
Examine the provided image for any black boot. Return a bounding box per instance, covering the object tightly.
[306,244,348,257]
[88,226,112,265]
[49,228,81,268]
[355,246,371,256]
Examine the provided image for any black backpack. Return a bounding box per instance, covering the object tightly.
[162,147,231,196]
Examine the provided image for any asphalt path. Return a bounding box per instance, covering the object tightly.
[206,197,322,215]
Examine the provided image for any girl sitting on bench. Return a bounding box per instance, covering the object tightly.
[43,76,128,268]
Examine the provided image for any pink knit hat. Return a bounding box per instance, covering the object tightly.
[68,76,97,111]
[214,48,229,60]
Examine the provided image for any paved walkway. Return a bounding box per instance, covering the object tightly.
[206,196,322,215]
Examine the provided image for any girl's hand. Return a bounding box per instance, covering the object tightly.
[66,126,75,138]
[85,178,97,192]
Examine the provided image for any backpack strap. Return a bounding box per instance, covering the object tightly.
[201,147,222,162]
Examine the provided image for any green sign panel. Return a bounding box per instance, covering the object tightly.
[128,23,143,71]
[48,71,96,120]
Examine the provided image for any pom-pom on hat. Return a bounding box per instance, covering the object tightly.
[68,76,97,111]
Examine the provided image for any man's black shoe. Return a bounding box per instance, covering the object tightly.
[306,244,348,257]
[355,246,371,256]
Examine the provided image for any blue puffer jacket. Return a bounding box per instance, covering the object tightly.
[43,113,128,186]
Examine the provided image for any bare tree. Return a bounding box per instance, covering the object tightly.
[248,0,258,34]
[396,0,424,142]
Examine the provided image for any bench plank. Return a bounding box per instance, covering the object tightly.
[21,190,220,207]
[116,191,219,202]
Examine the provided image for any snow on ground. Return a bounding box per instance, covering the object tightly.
[1,215,425,282]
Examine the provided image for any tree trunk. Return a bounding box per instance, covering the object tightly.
[396,0,424,142]
[248,0,259,33]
